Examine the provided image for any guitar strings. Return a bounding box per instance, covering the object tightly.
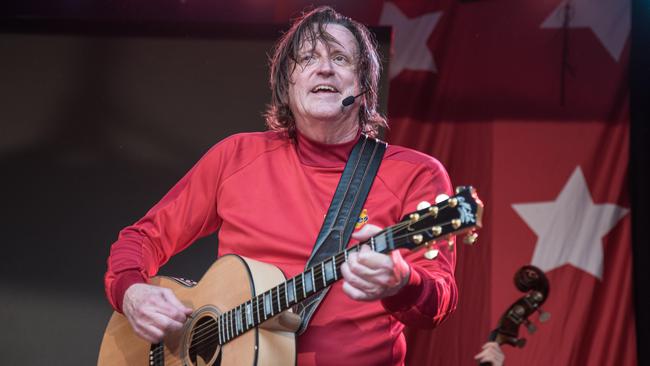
[150,206,460,364]
[151,224,456,365]
[151,219,458,364]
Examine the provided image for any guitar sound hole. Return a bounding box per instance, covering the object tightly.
[188,315,221,366]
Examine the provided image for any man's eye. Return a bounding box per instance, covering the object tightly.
[333,55,348,64]
[301,55,315,64]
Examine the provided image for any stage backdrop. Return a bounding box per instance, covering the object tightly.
[1,1,635,365]
[373,1,634,365]
[257,0,636,364]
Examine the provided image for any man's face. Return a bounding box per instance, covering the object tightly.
[287,23,360,125]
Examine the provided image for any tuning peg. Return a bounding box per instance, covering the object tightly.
[455,186,466,194]
[451,218,461,229]
[463,232,478,245]
[524,320,537,334]
[435,193,449,203]
[531,291,544,303]
[417,201,431,210]
[423,244,439,260]
[537,309,551,323]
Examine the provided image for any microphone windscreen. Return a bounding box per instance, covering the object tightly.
[341,96,355,107]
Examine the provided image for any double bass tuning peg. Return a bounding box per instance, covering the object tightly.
[524,319,537,334]
[537,308,551,323]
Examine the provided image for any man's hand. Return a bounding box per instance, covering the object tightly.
[122,283,193,343]
[474,342,505,366]
[340,224,411,301]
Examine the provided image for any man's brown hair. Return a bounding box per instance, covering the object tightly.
[265,6,387,138]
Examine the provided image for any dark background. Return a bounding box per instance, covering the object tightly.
[1,0,648,365]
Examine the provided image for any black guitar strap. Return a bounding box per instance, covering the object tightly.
[294,133,387,334]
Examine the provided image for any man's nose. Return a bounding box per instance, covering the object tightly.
[316,57,335,76]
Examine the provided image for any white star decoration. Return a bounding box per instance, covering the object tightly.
[540,0,630,61]
[512,167,629,280]
[379,2,442,79]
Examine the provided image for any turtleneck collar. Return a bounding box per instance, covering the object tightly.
[295,128,362,168]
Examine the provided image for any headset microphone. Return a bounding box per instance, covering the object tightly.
[341,89,369,107]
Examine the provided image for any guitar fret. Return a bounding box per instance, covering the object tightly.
[324,258,334,283]
[287,279,295,304]
[225,312,230,341]
[236,307,242,334]
[232,310,237,337]
[276,285,282,313]
[231,309,236,336]
[332,255,338,280]
[241,306,246,332]
[269,288,275,315]
[246,301,253,328]
[321,262,327,287]
[370,237,375,251]
[228,311,232,340]
[304,269,314,293]
[218,315,223,344]
[223,312,227,341]
[264,292,273,317]
[232,310,237,336]
[231,310,236,338]
[224,313,229,342]
[282,282,289,307]
[256,295,261,324]
[301,272,306,298]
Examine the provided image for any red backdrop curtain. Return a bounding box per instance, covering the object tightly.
[268,1,635,364]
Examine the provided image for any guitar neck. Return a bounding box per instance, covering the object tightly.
[214,187,482,346]
[216,229,396,345]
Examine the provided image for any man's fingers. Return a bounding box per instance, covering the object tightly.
[123,283,193,343]
[149,312,185,333]
[356,245,393,270]
[158,290,192,322]
[351,224,383,241]
[342,280,373,301]
[341,262,376,291]
[347,249,385,281]
[162,288,193,315]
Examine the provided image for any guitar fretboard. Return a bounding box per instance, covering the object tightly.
[191,229,395,349]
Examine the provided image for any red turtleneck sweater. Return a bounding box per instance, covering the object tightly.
[105,131,457,366]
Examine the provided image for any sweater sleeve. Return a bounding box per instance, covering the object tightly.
[104,141,230,312]
[380,159,458,328]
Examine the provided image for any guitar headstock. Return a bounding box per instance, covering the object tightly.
[392,186,484,258]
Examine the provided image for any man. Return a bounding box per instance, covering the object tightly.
[105,6,457,365]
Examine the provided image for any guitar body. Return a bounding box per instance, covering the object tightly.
[98,254,296,366]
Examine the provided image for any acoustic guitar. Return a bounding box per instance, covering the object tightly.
[98,187,484,366]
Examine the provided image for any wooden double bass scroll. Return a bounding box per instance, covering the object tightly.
[479,265,550,366]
